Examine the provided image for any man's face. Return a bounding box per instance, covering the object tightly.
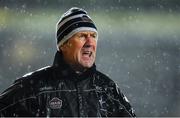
[60,31,97,71]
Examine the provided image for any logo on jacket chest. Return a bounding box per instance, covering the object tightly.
[49,97,62,109]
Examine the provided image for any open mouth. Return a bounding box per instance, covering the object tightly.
[82,51,92,57]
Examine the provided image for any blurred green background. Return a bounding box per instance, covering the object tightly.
[0,0,180,116]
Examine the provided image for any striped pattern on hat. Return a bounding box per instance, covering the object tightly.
[56,7,98,49]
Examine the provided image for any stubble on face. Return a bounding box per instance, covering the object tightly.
[79,45,96,68]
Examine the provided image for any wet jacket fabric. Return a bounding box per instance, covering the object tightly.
[0,51,136,117]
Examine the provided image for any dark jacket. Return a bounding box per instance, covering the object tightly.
[0,51,136,117]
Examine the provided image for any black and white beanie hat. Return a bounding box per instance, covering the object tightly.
[56,7,98,50]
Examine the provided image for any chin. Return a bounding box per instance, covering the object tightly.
[83,64,93,68]
[81,62,94,68]
[79,57,95,68]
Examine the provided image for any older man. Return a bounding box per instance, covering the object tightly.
[0,7,136,117]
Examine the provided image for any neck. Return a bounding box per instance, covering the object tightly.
[53,51,95,75]
[70,64,88,75]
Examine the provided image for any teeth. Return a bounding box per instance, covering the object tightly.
[83,51,90,54]
[82,51,92,57]
[83,53,89,54]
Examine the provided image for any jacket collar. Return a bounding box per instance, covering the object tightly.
[52,51,96,81]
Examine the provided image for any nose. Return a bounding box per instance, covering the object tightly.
[83,44,91,48]
[83,37,94,48]
[82,32,97,49]
[83,41,96,53]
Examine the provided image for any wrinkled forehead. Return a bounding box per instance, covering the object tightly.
[74,31,97,35]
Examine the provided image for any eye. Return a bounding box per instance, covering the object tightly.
[78,34,86,39]
[80,34,85,38]
[91,34,97,39]
[78,34,85,38]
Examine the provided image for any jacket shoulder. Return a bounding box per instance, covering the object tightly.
[22,66,52,77]
[95,71,136,117]
[16,66,53,82]
[1,66,53,97]
[0,66,53,114]
[95,70,116,86]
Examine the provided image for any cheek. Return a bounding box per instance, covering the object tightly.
[70,42,84,55]
[92,41,97,51]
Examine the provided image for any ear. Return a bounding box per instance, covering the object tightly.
[60,42,70,51]
[60,44,66,51]
[59,40,72,51]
